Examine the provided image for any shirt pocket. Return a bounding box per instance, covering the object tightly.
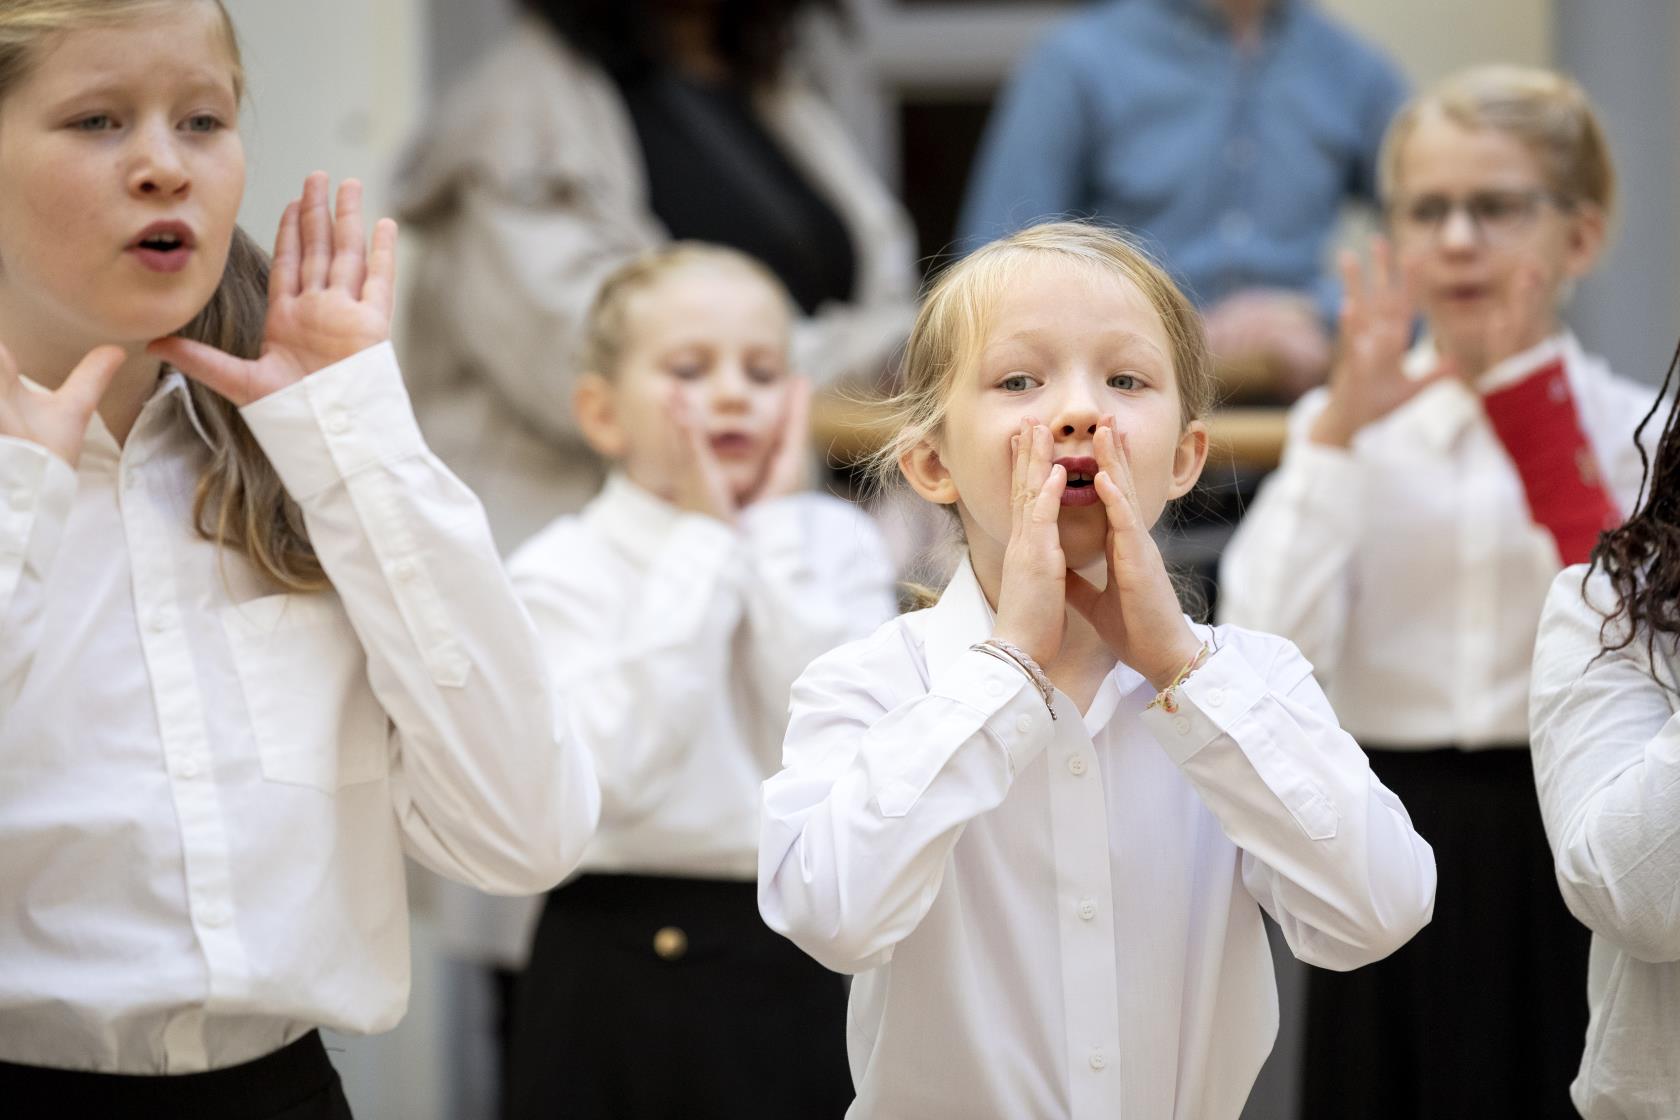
[221,592,389,791]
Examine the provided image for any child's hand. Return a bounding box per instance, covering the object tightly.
[1310,238,1453,448]
[1479,259,1552,372]
[0,342,126,468]
[991,420,1069,667]
[1064,423,1202,689]
[667,389,739,523]
[149,173,397,407]
[746,375,812,506]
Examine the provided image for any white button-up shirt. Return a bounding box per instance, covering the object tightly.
[0,344,599,1074]
[1220,334,1654,748]
[1530,566,1680,1120]
[511,473,895,879]
[759,559,1436,1119]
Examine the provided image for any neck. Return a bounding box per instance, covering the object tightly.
[0,318,161,446]
[1435,317,1562,382]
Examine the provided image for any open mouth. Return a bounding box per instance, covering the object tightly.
[709,432,756,457]
[1055,456,1101,507]
[128,223,196,273]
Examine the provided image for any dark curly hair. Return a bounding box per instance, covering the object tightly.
[1589,336,1680,671]
[521,0,839,86]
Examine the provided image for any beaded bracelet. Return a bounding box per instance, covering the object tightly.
[1146,641,1213,714]
[970,638,1057,720]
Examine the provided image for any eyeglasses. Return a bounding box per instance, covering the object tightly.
[1390,188,1572,246]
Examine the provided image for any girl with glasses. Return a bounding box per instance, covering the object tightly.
[1220,65,1657,1119]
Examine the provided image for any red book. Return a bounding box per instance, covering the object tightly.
[1481,356,1620,564]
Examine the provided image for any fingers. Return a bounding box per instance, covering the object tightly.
[781,375,812,447]
[363,217,399,321]
[1093,425,1143,537]
[0,340,18,393]
[298,171,333,291]
[269,201,301,308]
[1010,417,1033,534]
[147,337,256,407]
[327,179,368,297]
[56,346,127,417]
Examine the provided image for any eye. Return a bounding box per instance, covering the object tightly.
[999,373,1039,392]
[71,114,117,132]
[1405,195,1449,225]
[1107,372,1143,391]
[666,362,705,381]
[182,113,225,134]
[746,362,784,385]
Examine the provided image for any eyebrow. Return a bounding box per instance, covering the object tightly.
[984,328,1169,361]
[45,71,237,108]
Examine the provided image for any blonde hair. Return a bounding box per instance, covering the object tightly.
[1379,64,1616,216]
[582,242,793,377]
[0,0,326,591]
[865,220,1216,494]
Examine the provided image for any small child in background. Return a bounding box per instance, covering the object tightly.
[504,243,896,1119]
[1220,65,1656,1119]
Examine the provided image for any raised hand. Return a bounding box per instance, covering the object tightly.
[746,375,812,506]
[666,388,739,523]
[990,419,1070,668]
[148,173,397,407]
[1311,238,1452,448]
[0,342,126,468]
[1479,258,1553,372]
[1064,422,1202,688]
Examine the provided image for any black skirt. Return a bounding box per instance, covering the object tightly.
[1301,746,1591,1120]
[506,872,853,1120]
[0,1029,352,1119]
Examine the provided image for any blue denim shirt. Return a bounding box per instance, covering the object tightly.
[957,0,1407,323]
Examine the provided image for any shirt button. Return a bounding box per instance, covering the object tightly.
[147,610,174,633]
[984,678,1003,697]
[1015,714,1033,733]
[1089,1047,1108,1071]
[201,904,231,929]
[652,925,688,961]
[1077,898,1097,921]
[325,410,352,435]
[1173,716,1191,735]
[1066,755,1087,777]
[388,559,418,583]
[174,757,200,780]
[1206,688,1224,708]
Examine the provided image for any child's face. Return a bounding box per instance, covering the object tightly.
[0,3,244,353]
[1391,113,1602,355]
[917,256,1206,572]
[590,264,794,504]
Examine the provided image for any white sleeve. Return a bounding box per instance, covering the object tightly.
[1530,567,1680,964]
[240,343,601,895]
[1218,392,1363,679]
[737,496,898,765]
[758,634,1056,973]
[511,513,746,827]
[0,437,77,713]
[1139,634,1438,970]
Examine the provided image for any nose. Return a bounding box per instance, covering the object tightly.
[1051,379,1101,439]
[1439,204,1478,252]
[710,361,752,412]
[126,120,190,199]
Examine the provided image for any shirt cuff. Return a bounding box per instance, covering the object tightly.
[1139,644,1268,766]
[929,647,1057,777]
[239,342,426,502]
[0,436,77,574]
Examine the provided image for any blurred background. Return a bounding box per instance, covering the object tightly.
[219,1,1679,1117]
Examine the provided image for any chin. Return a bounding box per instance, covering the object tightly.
[1056,521,1110,571]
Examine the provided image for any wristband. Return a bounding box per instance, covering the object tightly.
[971,638,1057,720]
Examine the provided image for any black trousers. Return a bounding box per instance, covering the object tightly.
[0,1029,353,1120]
[1301,746,1591,1120]
[506,873,853,1120]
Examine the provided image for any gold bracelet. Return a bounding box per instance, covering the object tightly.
[1146,642,1212,714]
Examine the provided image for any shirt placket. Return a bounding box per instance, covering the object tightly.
[1457,434,1502,742]
[118,423,250,1072]
[1045,703,1125,1116]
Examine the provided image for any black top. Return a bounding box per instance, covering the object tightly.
[612,70,859,316]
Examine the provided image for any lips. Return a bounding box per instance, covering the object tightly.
[709,432,757,457]
[126,221,197,274]
[1055,456,1101,507]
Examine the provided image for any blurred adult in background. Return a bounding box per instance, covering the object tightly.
[393,0,917,551]
[959,0,1407,400]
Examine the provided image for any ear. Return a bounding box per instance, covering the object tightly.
[572,372,627,460]
[899,439,960,506]
[1167,418,1210,500]
[1562,202,1607,280]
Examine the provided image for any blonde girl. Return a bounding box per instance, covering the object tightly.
[1221,65,1656,1118]
[758,221,1435,1119]
[0,2,597,1115]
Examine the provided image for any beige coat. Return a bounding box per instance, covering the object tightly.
[394,19,918,551]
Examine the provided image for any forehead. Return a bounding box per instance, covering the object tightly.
[622,261,791,339]
[1396,110,1548,192]
[979,253,1172,361]
[16,3,237,102]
